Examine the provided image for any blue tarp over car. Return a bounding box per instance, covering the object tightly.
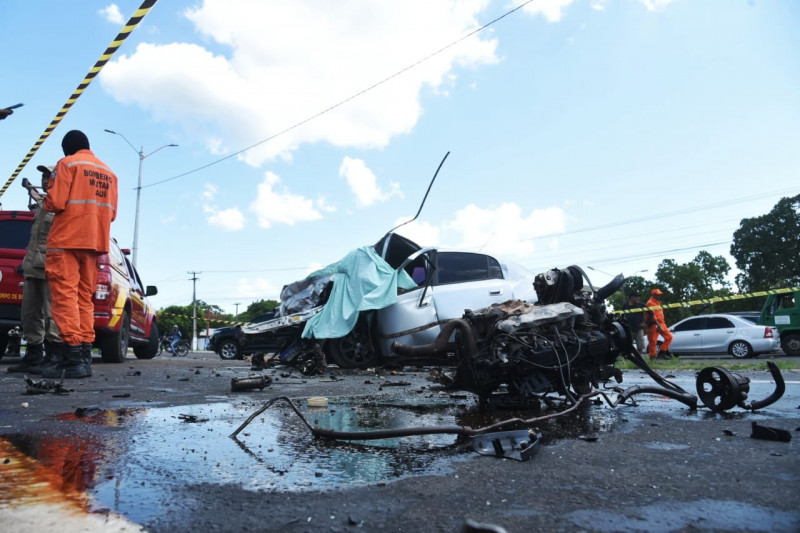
[300,246,417,340]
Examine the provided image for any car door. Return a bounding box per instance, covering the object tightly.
[375,249,440,357]
[670,317,706,353]
[376,250,513,357]
[699,316,735,353]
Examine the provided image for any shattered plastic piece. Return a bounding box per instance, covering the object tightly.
[471,430,540,461]
[463,519,509,533]
[231,375,273,392]
[178,414,209,423]
[24,376,69,395]
[750,422,791,442]
[307,397,328,408]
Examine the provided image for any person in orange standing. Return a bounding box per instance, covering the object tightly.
[644,288,674,360]
[41,130,118,379]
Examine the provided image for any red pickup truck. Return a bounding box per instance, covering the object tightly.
[0,208,160,363]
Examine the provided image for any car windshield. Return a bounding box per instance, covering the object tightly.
[0,220,32,249]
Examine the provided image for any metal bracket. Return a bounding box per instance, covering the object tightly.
[471,430,540,461]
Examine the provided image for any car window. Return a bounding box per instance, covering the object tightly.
[0,220,32,249]
[673,317,706,332]
[435,252,504,285]
[777,294,796,310]
[124,256,144,291]
[108,240,126,269]
[706,317,734,329]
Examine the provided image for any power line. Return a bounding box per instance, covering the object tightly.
[522,186,800,242]
[140,0,539,190]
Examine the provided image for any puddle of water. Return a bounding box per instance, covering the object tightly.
[2,374,795,525]
[85,398,472,522]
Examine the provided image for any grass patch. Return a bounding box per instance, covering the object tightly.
[615,356,800,372]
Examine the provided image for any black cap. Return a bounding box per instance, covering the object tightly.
[629,291,640,297]
[61,130,90,156]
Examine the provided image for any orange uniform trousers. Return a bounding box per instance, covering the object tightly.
[45,249,98,346]
[647,323,673,357]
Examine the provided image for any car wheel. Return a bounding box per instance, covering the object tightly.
[100,310,130,363]
[781,333,800,356]
[218,339,240,360]
[728,340,752,359]
[327,332,378,369]
[134,321,159,360]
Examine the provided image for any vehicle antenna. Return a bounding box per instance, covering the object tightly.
[383,151,449,237]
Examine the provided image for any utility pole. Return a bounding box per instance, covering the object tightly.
[188,271,201,351]
[234,302,240,323]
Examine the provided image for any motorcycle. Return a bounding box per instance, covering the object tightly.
[156,333,189,357]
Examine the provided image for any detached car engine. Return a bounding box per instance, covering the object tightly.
[392,266,631,402]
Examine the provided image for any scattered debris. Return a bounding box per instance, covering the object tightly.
[231,375,273,392]
[178,414,209,423]
[463,519,509,533]
[696,363,785,412]
[751,422,792,442]
[24,376,69,395]
[471,430,540,461]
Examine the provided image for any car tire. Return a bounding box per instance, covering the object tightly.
[728,340,753,359]
[218,339,240,360]
[100,310,130,363]
[326,332,379,369]
[134,321,159,360]
[781,333,800,357]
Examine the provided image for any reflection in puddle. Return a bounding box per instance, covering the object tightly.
[4,379,792,525]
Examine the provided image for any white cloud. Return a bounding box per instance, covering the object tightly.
[202,183,217,201]
[206,206,245,231]
[440,203,567,262]
[201,182,244,231]
[391,202,567,264]
[394,220,442,247]
[236,277,282,301]
[637,0,679,11]
[518,0,575,23]
[339,157,403,207]
[99,4,124,25]
[249,171,323,228]
[99,1,498,165]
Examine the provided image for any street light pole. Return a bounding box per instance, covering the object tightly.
[105,129,177,267]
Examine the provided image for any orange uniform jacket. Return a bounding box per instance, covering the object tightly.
[44,149,118,252]
[644,296,668,328]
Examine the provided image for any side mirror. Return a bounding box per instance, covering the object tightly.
[145,286,158,297]
[121,248,131,256]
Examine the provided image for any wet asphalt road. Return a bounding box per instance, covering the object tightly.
[1,350,799,533]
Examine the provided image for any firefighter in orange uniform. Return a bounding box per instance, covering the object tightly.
[645,288,674,360]
[42,130,118,379]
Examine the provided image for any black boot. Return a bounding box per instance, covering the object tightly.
[42,344,91,379]
[7,343,45,373]
[81,343,94,377]
[35,342,64,376]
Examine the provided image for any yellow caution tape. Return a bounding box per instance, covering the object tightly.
[157,311,260,327]
[617,286,798,314]
[0,0,159,199]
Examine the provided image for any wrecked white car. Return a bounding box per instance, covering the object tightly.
[240,232,538,371]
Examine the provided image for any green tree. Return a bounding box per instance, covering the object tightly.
[730,194,800,292]
[607,274,650,311]
[158,300,233,337]
[244,299,280,321]
[654,251,732,324]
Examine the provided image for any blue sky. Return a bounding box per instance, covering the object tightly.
[1,0,798,315]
